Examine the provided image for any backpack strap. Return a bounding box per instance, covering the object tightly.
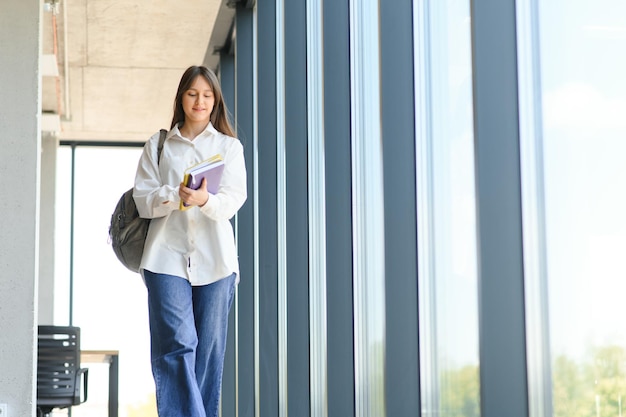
[157,129,167,165]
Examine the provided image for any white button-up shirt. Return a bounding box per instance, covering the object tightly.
[133,123,247,285]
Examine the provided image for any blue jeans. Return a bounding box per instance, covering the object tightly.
[144,270,236,417]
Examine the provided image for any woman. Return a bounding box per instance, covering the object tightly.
[133,65,247,417]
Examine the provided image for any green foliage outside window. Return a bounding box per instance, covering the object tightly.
[441,365,480,417]
[433,345,626,417]
[554,345,626,417]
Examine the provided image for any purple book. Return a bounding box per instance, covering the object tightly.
[180,155,224,209]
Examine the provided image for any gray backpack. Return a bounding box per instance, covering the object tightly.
[109,129,167,272]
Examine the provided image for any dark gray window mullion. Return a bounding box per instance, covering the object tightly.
[257,0,279,415]
[380,0,420,415]
[235,5,257,417]
[284,0,311,415]
[470,1,529,416]
[323,0,355,415]
[219,51,237,417]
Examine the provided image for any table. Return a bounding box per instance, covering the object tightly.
[80,350,119,417]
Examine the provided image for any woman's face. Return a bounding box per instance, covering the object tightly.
[182,75,215,126]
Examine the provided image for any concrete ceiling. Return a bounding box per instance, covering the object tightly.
[41,0,234,142]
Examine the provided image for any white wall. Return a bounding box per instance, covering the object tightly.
[0,0,43,415]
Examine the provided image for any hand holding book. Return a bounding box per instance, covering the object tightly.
[179,154,225,211]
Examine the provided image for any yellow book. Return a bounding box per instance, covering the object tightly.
[179,154,224,210]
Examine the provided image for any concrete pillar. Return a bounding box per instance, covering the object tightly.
[0,0,43,415]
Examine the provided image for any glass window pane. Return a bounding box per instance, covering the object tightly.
[416,0,480,415]
[55,146,156,416]
[538,2,626,416]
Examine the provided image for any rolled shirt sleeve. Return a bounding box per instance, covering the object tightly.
[133,132,180,219]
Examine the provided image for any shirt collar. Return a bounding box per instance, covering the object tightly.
[170,122,218,141]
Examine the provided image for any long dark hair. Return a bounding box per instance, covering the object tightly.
[170,65,236,137]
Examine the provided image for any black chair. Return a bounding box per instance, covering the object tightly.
[37,326,89,417]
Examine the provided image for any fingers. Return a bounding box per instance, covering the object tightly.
[179,180,209,208]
